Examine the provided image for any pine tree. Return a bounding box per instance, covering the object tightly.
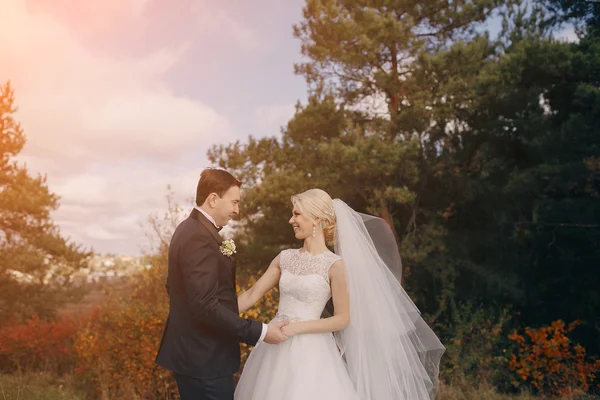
[0,82,91,324]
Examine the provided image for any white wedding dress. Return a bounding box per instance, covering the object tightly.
[234,248,360,400]
[235,199,445,400]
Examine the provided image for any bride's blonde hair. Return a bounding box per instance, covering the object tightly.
[291,188,336,246]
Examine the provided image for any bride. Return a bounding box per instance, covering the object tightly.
[234,189,445,400]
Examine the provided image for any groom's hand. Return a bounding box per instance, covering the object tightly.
[264,320,289,344]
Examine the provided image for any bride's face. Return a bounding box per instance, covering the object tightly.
[289,206,313,240]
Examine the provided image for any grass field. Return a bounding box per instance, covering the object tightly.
[1,372,598,400]
[0,373,86,400]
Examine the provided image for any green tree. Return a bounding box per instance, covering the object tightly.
[210,0,520,321]
[431,6,600,351]
[542,0,600,29]
[210,0,599,358]
[0,81,91,324]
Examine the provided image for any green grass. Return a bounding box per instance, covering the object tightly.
[0,373,87,400]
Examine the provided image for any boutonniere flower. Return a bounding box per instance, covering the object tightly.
[220,239,236,257]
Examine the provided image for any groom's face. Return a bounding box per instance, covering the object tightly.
[212,185,240,227]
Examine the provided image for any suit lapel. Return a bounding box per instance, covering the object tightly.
[190,208,222,245]
[190,209,235,270]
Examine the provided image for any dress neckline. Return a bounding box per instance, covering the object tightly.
[297,249,332,257]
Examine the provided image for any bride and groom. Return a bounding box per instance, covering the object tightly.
[156,168,445,400]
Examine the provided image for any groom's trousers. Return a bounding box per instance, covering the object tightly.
[174,373,235,400]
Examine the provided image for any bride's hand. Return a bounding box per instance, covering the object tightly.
[281,323,297,337]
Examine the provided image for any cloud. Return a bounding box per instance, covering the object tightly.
[0,0,233,254]
[28,0,151,38]
[1,0,231,167]
[195,7,264,52]
[255,103,296,134]
[49,165,200,254]
[1,0,305,256]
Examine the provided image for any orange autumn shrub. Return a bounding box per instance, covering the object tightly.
[0,313,80,374]
[74,252,176,398]
[74,300,178,399]
[508,319,600,397]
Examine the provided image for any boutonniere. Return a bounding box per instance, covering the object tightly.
[220,239,236,257]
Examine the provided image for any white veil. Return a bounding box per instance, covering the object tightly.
[332,199,445,399]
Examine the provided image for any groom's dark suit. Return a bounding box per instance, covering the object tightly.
[156,208,263,399]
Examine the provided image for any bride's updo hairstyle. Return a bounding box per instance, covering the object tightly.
[291,188,336,246]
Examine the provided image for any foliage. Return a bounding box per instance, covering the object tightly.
[0,81,92,324]
[440,301,512,388]
[209,0,600,358]
[72,196,178,399]
[509,320,600,397]
[0,314,82,374]
[541,0,600,30]
[73,300,174,399]
[208,0,525,327]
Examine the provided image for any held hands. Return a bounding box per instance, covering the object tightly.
[281,323,297,337]
[264,320,291,344]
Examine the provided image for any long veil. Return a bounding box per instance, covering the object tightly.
[332,199,445,399]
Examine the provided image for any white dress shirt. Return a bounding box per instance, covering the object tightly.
[194,206,268,345]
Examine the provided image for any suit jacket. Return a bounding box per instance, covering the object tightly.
[155,208,263,378]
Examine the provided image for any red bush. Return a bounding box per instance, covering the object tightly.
[0,313,81,373]
[508,320,600,396]
[73,299,177,399]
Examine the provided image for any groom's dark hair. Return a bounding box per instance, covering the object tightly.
[196,168,242,206]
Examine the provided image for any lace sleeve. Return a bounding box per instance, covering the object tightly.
[324,254,343,284]
[278,249,291,273]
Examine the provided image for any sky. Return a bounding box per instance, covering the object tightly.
[1,0,577,256]
[1,0,307,255]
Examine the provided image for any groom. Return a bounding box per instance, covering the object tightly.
[156,168,289,400]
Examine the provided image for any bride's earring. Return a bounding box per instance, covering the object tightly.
[312,225,316,238]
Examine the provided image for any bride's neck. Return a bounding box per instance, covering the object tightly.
[302,236,328,254]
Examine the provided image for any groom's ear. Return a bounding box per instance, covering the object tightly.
[206,192,219,207]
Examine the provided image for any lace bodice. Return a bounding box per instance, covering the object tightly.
[273,249,342,323]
